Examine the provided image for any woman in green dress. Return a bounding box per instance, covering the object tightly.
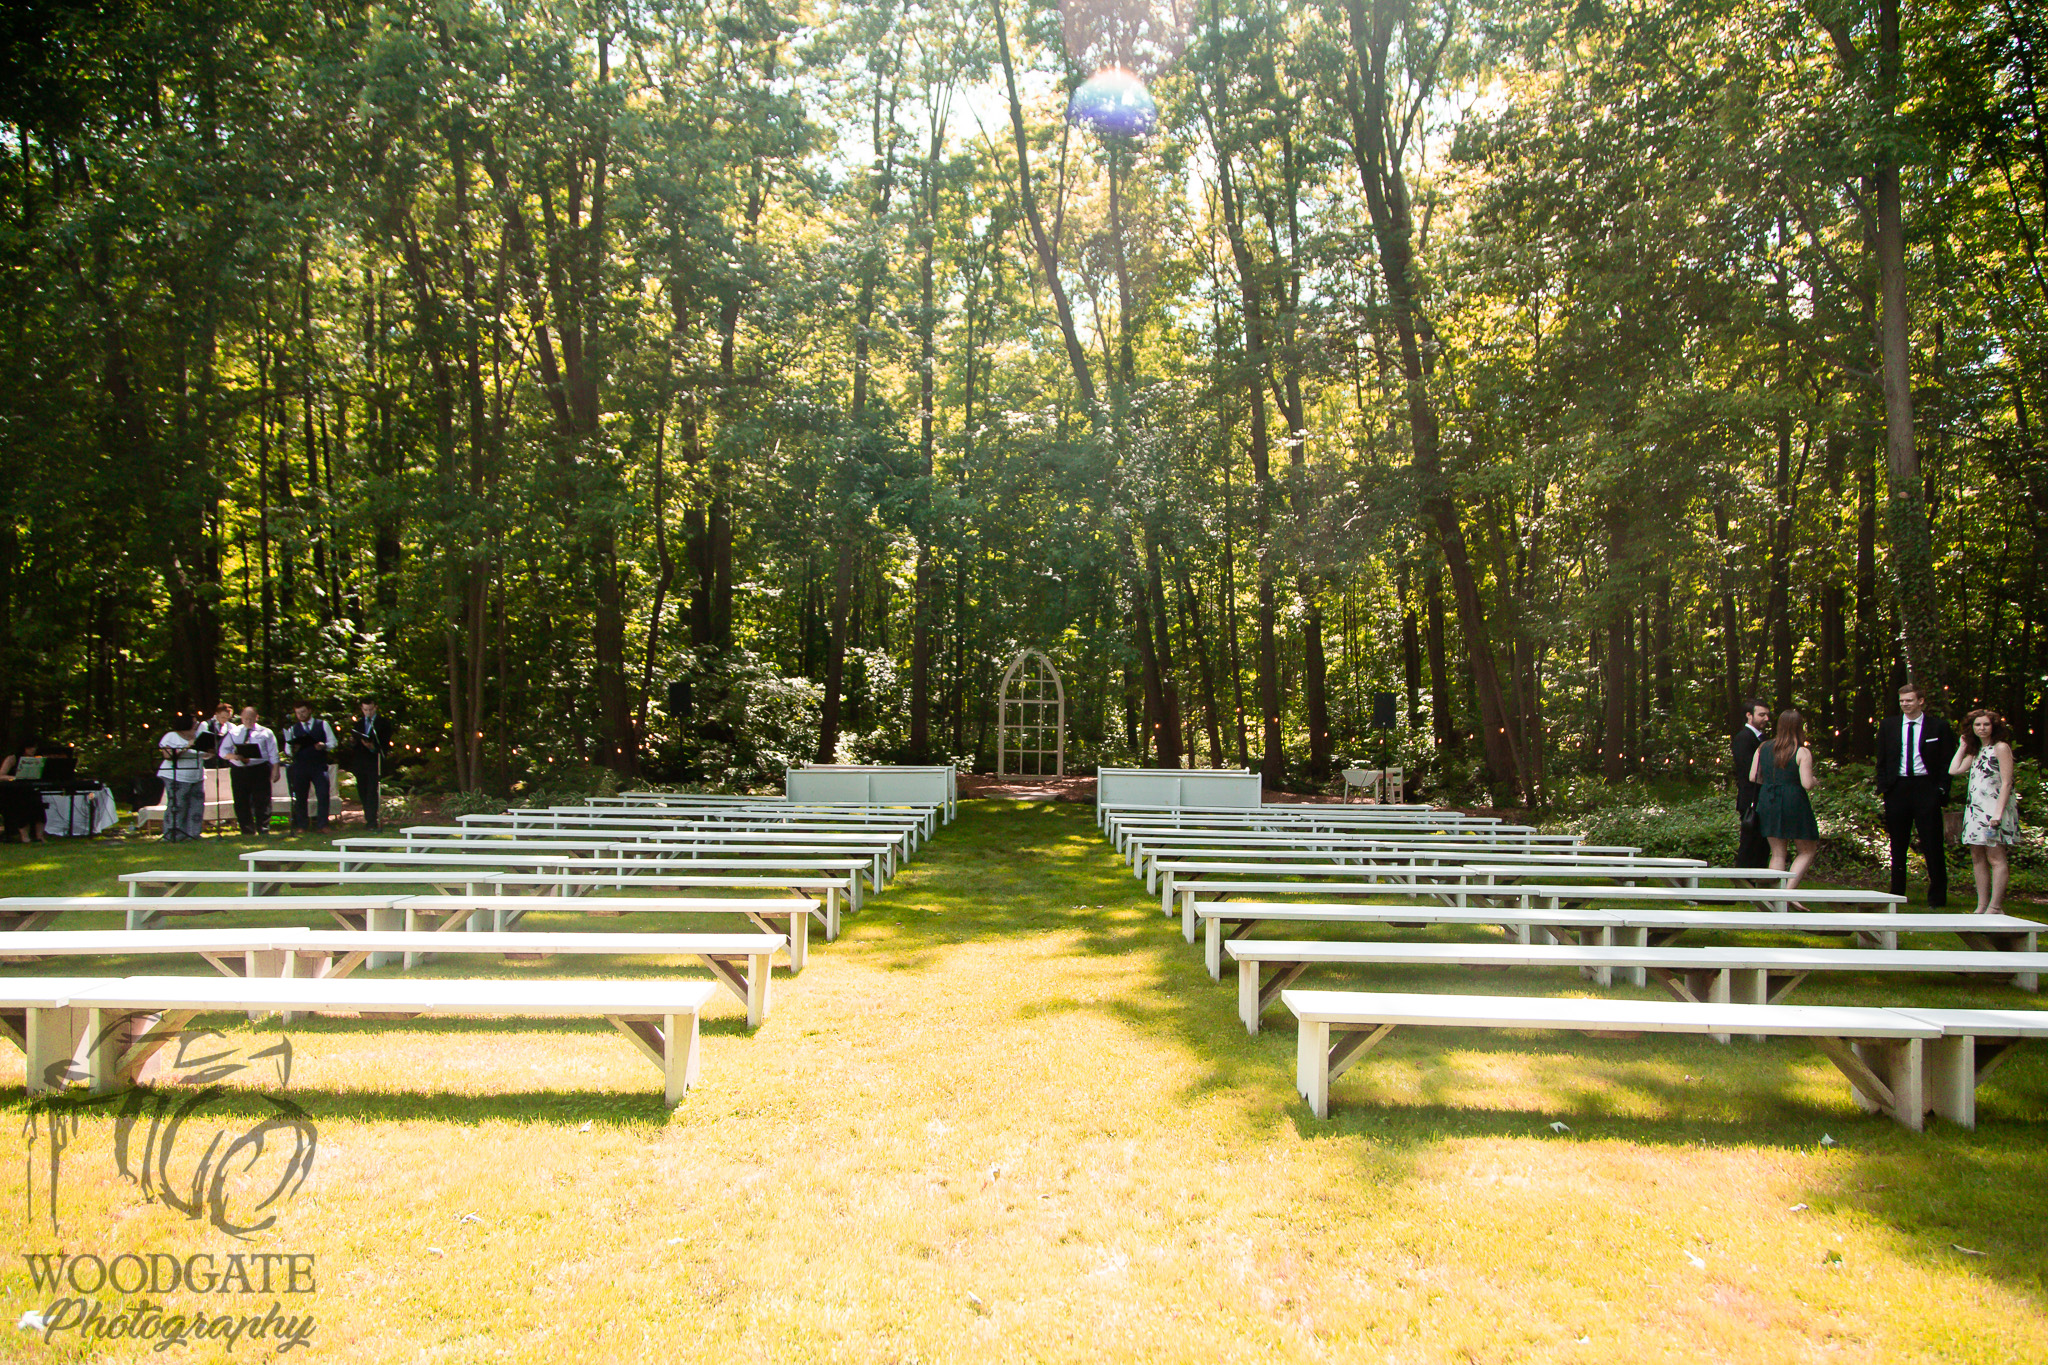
[1748,708,1821,894]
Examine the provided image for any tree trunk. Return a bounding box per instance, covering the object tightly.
[1340,0,1522,801]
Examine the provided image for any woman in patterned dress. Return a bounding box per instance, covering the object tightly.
[1947,709,2019,914]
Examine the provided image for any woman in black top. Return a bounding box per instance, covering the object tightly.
[0,741,48,843]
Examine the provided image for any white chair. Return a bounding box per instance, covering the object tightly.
[1384,767,1405,804]
[1341,769,1383,804]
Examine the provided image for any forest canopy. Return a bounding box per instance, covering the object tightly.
[1,0,2042,803]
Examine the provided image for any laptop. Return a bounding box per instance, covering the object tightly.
[22,754,76,786]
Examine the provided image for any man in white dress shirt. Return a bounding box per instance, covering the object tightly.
[225,706,281,836]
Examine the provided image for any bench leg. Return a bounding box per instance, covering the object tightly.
[698,954,770,1028]
[748,911,806,973]
[1298,1022,1396,1119]
[1732,968,1770,1041]
[1298,1020,1331,1118]
[1240,961,1309,1036]
[608,1011,700,1106]
[1708,970,1733,1045]
[824,888,840,941]
[1817,1037,1925,1131]
[748,952,773,1028]
[86,1009,201,1095]
[367,904,405,970]
[1182,891,1200,944]
[22,1007,89,1094]
[1925,1036,1976,1128]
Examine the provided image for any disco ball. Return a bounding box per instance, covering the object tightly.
[1067,67,1158,139]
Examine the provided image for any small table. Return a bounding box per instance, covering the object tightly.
[1341,769,1384,803]
[39,784,118,837]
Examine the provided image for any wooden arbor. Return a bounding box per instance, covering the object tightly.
[996,649,1066,778]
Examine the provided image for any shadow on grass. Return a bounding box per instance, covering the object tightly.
[855,801,2048,1304]
[0,1085,675,1129]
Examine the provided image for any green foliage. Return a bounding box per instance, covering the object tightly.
[2,0,2043,796]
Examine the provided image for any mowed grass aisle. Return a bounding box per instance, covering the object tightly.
[0,801,2043,1362]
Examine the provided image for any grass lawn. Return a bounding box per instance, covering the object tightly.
[1,802,2044,1362]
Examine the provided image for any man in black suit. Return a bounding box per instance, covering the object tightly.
[1730,700,1771,869]
[1875,680,1957,906]
[348,697,394,831]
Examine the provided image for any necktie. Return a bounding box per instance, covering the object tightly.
[1906,721,1919,776]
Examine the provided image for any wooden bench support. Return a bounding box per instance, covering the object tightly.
[1814,1037,1925,1131]
[607,1013,699,1106]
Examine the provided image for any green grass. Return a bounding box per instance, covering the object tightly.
[0,803,2043,1362]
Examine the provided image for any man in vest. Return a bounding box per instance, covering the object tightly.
[283,702,338,834]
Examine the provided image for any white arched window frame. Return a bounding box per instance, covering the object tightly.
[996,649,1066,777]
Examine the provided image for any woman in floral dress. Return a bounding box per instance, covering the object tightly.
[1947,709,2019,915]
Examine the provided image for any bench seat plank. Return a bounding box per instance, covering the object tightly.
[392,894,822,971]
[0,928,785,1027]
[52,976,719,1105]
[1282,988,1937,1128]
[1228,940,2048,1033]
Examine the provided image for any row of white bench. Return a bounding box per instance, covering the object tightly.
[1230,938,2047,1035]
[2,975,717,1106]
[1153,857,1796,916]
[0,926,783,1026]
[9,891,830,968]
[1286,988,2047,1130]
[1,795,956,1107]
[1188,901,2039,981]
[1100,801,2046,1131]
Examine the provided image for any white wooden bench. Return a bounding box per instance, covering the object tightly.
[1227,939,2048,1035]
[469,824,903,885]
[1,893,416,933]
[1155,858,1788,918]
[1610,910,2039,971]
[1190,900,2042,981]
[459,815,912,872]
[1193,902,1622,978]
[1099,799,1446,832]
[1129,837,1637,892]
[1106,814,1515,854]
[1283,988,1941,1128]
[5,976,717,1105]
[0,927,785,1027]
[1119,827,1570,871]
[482,873,854,942]
[254,846,886,903]
[1480,883,1905,917]
[1171,872,1785,943]
[346,837,883,903]
[122,870,507,900]
[393,894,823,970]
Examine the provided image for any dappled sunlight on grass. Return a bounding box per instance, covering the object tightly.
[0,800,2041,1360]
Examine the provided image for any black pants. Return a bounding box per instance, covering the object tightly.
[1884,775,1948,905]
[357,764,380,830]
[289,765,330,831]
[229,763,273,835]
[1735,799,1769,868]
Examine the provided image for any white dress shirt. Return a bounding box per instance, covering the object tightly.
[226,724,279,768]
[1901,718,1924,777]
